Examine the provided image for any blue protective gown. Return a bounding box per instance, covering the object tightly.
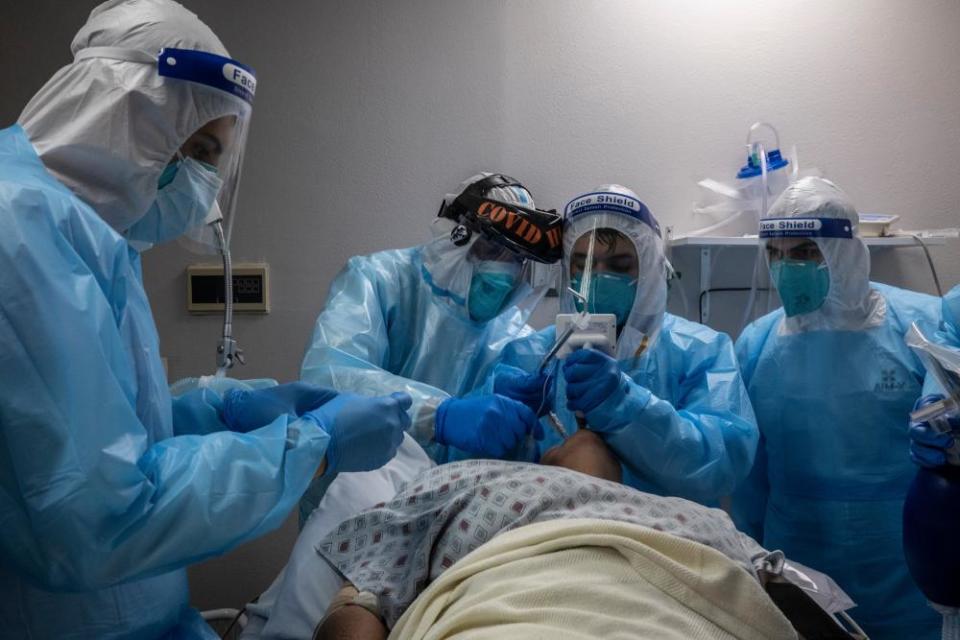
[921,285,960,396]
[0,125,331,639]
[942,285,960,347]
[491,312,758,505]
[733,281,941,639]
[299,244,542,519]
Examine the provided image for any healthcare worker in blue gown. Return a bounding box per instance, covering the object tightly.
[0,2,410,638]
[299,173,563,522]
[909,285,960,468]
[488,184,759,505]
[940,287,960,349]
[731,177,941,639]
[904,284,960,638]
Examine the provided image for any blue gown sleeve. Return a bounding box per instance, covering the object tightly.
[0,205,330,591]
[170,388,226,435]
[922,284,960,396]
[0,317,330,591]
[169,377,280,436]
[475,328,556,398]
[921,374,944,397]
[436,329,554,465]
[594,330,759,502]
[730,433,769,541]
[300,257,450,447]
[942,285,960,347]
[730,322,770,540]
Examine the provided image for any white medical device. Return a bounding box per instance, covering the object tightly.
[907,323,960,465]
[554,313,617,359]
[858,213,900,238]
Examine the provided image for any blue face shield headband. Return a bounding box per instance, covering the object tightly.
[564,191,661,238]
[157,47,256,105]
[759,217,853,240]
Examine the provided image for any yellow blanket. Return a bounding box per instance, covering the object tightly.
[389,518,796,640]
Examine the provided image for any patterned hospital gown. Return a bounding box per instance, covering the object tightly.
[316,460,765,627]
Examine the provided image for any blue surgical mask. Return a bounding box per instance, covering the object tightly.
[124,157,222,248]
[158,158,218,188]
[157,161,180,189]
[770,259,830,317]
[570,272,637,327]
[468,261,520,322]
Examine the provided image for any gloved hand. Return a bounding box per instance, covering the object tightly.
[304,392,412,473]
[494,365,552,415]
[435,394,542,458]
[222,382,340,433]
[909,394,959,468]
[562,348,625,418]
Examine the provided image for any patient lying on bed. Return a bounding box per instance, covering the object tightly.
[245,432,858,640]
[315,429,802,639]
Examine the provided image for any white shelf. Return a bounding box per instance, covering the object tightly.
[669,235,759,247]
[669,234,948,248]
[670,232,949,323]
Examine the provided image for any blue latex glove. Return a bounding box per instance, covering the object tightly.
[909,394,959,468]
[304,392,412,473]
[494,365,553,415]
[435,394,542,458]
[222,382,340,433]
[562,348,625,419]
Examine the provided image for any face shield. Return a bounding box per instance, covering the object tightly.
[110,47,255,253]
[566,220,639,328]
[561,187,667,358]
[438,173,563,265]
[157,48,256,254]
[150,48,257,374]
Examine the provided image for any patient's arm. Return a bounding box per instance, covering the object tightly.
[314,605,386,640]
[314,584,387,640]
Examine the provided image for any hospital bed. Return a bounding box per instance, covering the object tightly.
[237,435,866,640]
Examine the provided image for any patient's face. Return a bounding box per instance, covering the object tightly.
[540,429,622,483]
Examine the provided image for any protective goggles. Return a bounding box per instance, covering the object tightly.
[438,174,563,264]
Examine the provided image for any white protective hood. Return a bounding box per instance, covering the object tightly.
[19,0,246,234]
[762,177,886,335]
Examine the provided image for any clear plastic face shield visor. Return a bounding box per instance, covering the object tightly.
[156,48,256,255]
[68,45,257,374]
[158,48,257,374]
[560,192,662,335]
[746,217,852,324]
[564,222,639,327]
